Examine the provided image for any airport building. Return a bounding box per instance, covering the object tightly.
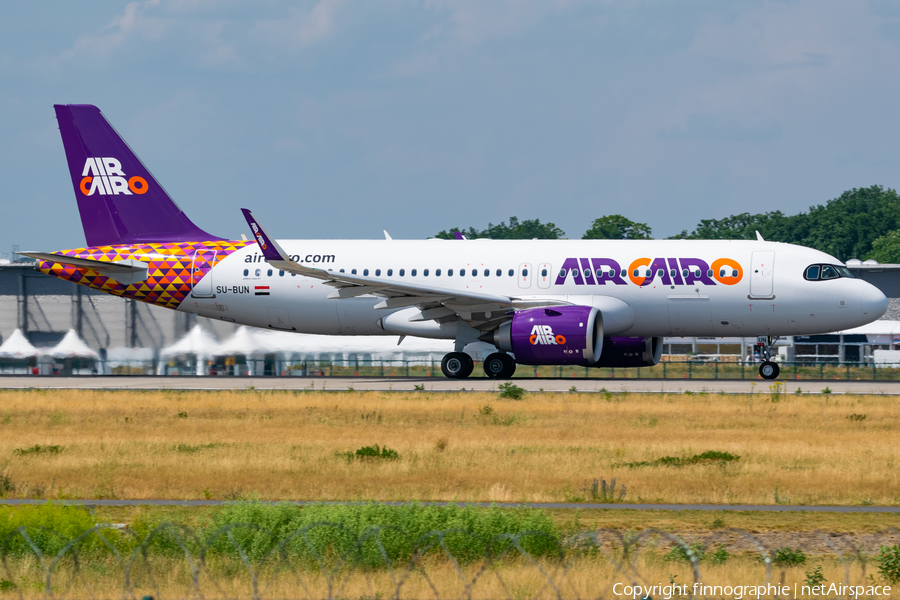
[2,255,898,367]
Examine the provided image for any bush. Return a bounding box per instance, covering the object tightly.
[877,543,900,584]
[355,445,400,460]
[204,502,561,567]
[0,504,99,557]
[665,538,705,563]
[771,547,806,567]
[498,382,525,400]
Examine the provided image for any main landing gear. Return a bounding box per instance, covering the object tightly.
[441,352,474,379]
[439,352,518,379]
[756,335,781,380]
[483,353,517,379]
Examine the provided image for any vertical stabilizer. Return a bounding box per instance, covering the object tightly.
[54,104,223,246]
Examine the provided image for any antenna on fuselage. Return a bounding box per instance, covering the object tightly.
[756,231,765,242]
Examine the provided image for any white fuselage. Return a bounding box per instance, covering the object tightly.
[179,239,888,340]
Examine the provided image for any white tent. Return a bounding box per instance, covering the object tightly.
[0,329,39,359]
[43,329,99,360]
[159,325,219,375]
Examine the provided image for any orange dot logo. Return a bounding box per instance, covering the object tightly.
[555,334,567,344]
[79,176,92,195]
[628,258,652,286]
[128,176,149,194]
[711,258,743,285]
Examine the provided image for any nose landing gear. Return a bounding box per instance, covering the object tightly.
[756,335,781,380]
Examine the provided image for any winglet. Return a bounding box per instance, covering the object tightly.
[241,208,290,262]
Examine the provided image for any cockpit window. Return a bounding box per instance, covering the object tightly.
[804,264,856,281]
[821,265,839,280]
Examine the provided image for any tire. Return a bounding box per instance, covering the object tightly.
[484,353,516,379]
[442,352,474,379]
[759,361,780,380]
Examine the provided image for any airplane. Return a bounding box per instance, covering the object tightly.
[22,104,889,380]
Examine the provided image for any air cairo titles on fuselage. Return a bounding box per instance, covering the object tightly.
[555,257,743,287]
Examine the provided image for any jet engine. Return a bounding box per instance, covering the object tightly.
[592,336,663,368]
[487,306,603,365]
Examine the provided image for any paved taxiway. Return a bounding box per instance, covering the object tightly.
[0,375,898,394]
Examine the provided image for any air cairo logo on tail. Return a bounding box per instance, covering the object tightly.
[530,325,566,346]
[79,157,148,196]
[249,222,267,250]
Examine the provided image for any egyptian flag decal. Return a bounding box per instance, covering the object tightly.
[254,286,270,296]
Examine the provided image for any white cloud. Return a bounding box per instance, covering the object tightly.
[251,0,343,50]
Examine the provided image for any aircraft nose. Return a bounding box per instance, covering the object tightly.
[859,282,889,320]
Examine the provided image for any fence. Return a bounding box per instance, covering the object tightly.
[1,524,898,599]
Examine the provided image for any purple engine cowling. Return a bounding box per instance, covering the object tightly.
[591,336,663,368]
[493,306,603,366]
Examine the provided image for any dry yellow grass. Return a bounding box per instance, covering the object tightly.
[0,389,898,505]
[2,555,898,599]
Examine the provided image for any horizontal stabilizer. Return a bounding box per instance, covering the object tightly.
[19,251,149,284]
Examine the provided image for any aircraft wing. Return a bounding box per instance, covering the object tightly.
[241,209,541,327]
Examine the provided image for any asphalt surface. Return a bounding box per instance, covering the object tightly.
[1,375,899,394]
[0,499,897,512]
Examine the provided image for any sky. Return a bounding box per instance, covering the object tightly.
[2,0,900,250]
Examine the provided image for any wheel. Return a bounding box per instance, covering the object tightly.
[484,353,516,379]
[759,361,780,379]
[441,352,474,379]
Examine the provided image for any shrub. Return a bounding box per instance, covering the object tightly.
[804,565,826,587]
[877,543,900,584]
[771,547,806,567]
[620,451,739,468]
[0,504,99,557]
[355,445,399,461]
[204,502,560,567]
[12,445,62,456]
[498,382,525,400]
[665,538,705,563]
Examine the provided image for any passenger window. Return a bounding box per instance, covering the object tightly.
[508,269,514,276]
[351,269,357,275]
[559,269,567,278]
[821,265,839,280]
[364,269,369,276]
[682,269,688,278]
[423,269,429,276]
[732,269,738,277]
[694,270,701,277]
[583,269,591,278]
[657,269,663,277]
[484,269,489,277]
[448,269,454,276]
[399,269,405,276]
[633,269,639,277]
[255,269,261,277]
[267,269,273,277]
[387,269,393,276]
[670,269,676,277]
[279,270,285,276]
[645,269,652,277]
[522,268,528,276]
[595,269,603,278]
[375,269,381,276]
[411,269,417,276]
[496,269,501,276]
[436,269,441,276]
[340,269,345,273]
[706,269,713,277]
[719,269,726,277]
[542,269,549,277]
[460,269,466,276]
[621,269,627,277]
[243,269,248,276]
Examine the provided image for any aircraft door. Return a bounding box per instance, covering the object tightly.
[518,263,533,289]
[537,263,552,289]
[190,249,218,298]
[749,251,775,298]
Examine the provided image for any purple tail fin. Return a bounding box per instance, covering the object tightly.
[54,104,223,246]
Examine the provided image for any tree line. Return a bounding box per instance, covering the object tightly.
[435,185,900,262]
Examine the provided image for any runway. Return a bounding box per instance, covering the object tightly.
[1,375,899,394]
[1,499,898,512]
